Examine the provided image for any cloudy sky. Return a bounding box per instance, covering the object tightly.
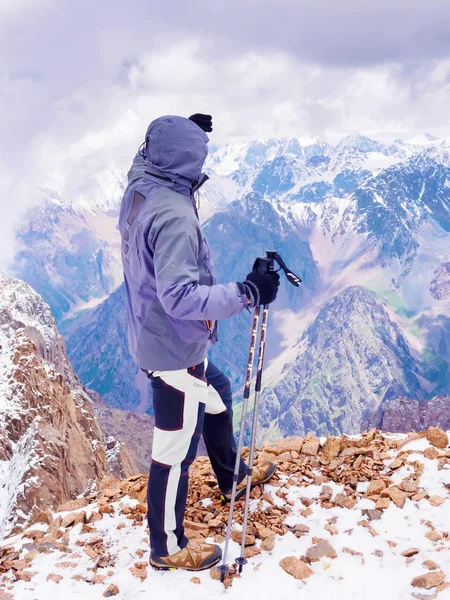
[1,0,450,266]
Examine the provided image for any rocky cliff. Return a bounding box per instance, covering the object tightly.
[0,273,137,539]
[430,262,450,300]
[369,395,450,433]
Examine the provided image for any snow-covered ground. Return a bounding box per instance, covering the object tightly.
[1,432,449,600]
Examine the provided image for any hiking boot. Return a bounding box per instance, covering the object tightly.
[150,540,222,571]
[221,460,276,502]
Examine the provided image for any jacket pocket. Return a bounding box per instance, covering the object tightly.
[168,316,212,344]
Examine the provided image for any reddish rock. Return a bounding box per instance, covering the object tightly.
[389,458,404,470]
[254,523,273,540]
[320,485,333,499]
[130,566,147,581]
[62,511,86,528]
[375,497,391,510]
[103,584,120,597]
[29,508,53,526]
[15,570,35,582]
[411,571,445,589]
[423,560,440,570]
[302,434,320,456]
[55,562,77,569]
[261,534,275,551]
[98,504,114,515]
[334,493,356,509]
[381,487,408,508]
[358,520,378,537]
[210,567,222,581]
[322,437,341,459]
[324,524,339,536]
[191,577,201,584]
[262,437,304,455]
[425,531,442,542]
[244,546,261,559]
[277,452,292,463]
[362,509,383,521]
[292,524,310,538]
[99,476,120,491]
[280,556,313,580]
[3,559,29,571]
[46,573,63,583]
[424,447,441,460]
[412,492,429,502]
[428,496,446,507]
[84,545,99,560]
[306,540,337,560]
[401,548,420,557]
[367,480,387,495]
[398,479,419,494]
[426,428,449,450]
[342,547,364,557]
[57,498,88,513]
[22,529,45,541]
[101,489,121,499]
[231,531,256,546]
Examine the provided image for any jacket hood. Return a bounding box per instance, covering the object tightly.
[147,115,208,183]
[127,116,209,194]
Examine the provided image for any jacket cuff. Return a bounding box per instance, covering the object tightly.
[237,281,258,308]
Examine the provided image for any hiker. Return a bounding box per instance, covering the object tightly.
[119,114,280,571]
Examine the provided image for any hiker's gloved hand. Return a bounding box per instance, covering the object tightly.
[242,271,280,306]
[189,113,213,133]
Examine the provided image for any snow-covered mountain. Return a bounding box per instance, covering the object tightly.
[7,131,450,437]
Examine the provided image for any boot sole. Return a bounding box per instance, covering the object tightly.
[221,462,277,503]
[150,552,222,572]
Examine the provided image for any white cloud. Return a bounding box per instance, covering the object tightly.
[0,0,51,20]
[1,36,450,269]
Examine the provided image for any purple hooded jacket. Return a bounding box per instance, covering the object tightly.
[119,116,248,371]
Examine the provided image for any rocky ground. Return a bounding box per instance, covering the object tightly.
[0,427,449,600]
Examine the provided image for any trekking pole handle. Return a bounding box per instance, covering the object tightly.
[253,256,274,275]
[265,250,302,286]
[252,251,302,286]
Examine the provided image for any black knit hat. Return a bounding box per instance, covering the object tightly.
[188,113,213,133]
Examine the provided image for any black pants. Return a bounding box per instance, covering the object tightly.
[147,359,247,558]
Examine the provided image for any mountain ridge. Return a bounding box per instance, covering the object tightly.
[7,131,450,437]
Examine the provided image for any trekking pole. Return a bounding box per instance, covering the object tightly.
[237,301,270,572]
[235,251,302,576]
[219,305,261,583]
[219,251,302,583]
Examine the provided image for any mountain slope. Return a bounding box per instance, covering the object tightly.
[259,286,427,440]
[11,202,122,323]
[205,192,320,386]
[61,284,144,411]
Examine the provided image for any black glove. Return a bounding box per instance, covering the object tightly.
[189,113,213,132]
[240,271,280,306]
